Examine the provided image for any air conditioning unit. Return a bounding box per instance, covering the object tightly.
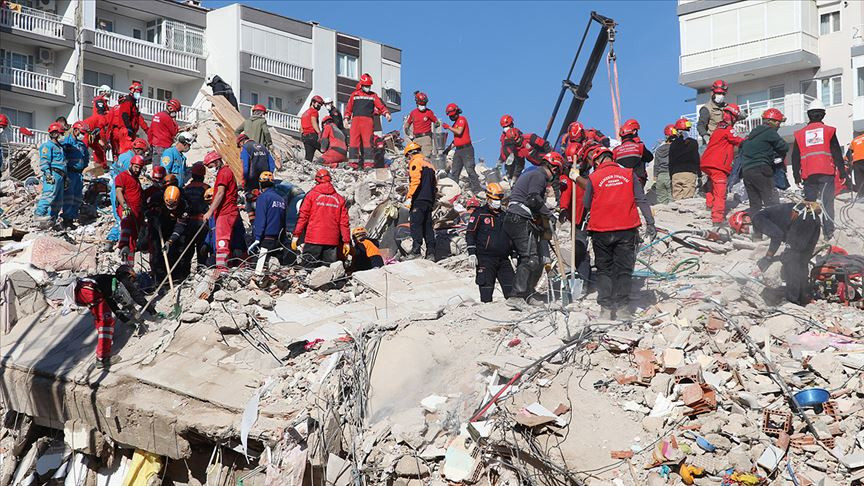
[37,47,54,65]
[36,0,56,13]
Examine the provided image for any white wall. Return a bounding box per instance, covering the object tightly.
[204,4,240,105]
[381,59,400,92]
[240,21,313,68]
[360,39,382,92]
[311,25,336,104]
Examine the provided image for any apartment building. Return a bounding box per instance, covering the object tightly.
[0,0,401,145]
[677,0,863,145]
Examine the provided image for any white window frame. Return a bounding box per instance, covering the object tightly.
[0,107,34,127]
[267,96,282,112]
[857,67,864,98]
[336,52,358,80]
[819,11,840,35]
[83,69,114,87]
[818,75,842,106]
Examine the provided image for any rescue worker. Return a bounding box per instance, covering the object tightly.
[583,145,657,320]
[91,85,111,117]
[235,103,272,147]
[498,115,525,182]
[404,142,438,260]
[561,121,586,153]
[849,132,864,195]
[345,73,391,169]
[148,98,181,163]
[669,118,701,200]
[350,227,384,271]
[0,114,8,177]
[791,98,846,240]
[73,265,147,369]
[162,185,197,281]
[653,125,676,204]
[291,169,350,268]
[697,79,729,145]
[160,131,195,186]
[444,103,483,194]
[403,91,438,157]
[183,162,211,266]
[701,104,743,226]
[143,166,168,283]
[738,108,789,240]
[106,138,148,246]
[238,133,276,225]
[60,121,91,228]
[202,151,241,275]
[111,82,148,154]
[613,119,653,186]
[300,95,325,162]
[206,75,238,109]
[502,152,563,309]
[467,183,514,303]
[752,201,822,306]
[86,85,112,168]
[115,155,146,265]
[33,122,67,227]
[584,128,611,147]
[319,115,348,167]
[250,171,286,270]
[323,97,344,131]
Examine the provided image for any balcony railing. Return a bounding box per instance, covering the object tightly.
[8,125,50,146]
[0,4,66,39]
[249,54,306,83]
[680,32,818,74]
[93,30,200,72]
[239,103,300,132]
[681,94,817,139]
[83,84,207,123]
[0,66,65,96]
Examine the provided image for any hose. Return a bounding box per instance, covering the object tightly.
[634,257,701,280]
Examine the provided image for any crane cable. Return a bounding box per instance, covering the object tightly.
[605,26,622,137]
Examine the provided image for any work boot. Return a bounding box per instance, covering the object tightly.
[506,297,527,311]
[616,307,634,321]
[751,232,763,242]
[425,252,437,262]
[404,252,421,261]
[526,295,545,307]
[599,307,614,320]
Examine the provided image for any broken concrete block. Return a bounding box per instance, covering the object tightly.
[756,444,785,471]
[234,289,258,306]
[179,312,201,323]
[188,299,210,314]
[394,455,430,478]
[213,289,230,302]
[763,314,797,338]
[662,348,684,372]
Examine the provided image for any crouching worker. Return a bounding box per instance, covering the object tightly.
[73,265,147,369]
[250,171,286,275]
[467,183,514,302]
[349,226,384,271]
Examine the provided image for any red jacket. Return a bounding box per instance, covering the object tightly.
[293,181,350,246]
[559,174,586,223]
[115,170,143,217]
[148,111,179,149]
[701,124,742,174]
[345,89,389,119]
[110,98,148,137]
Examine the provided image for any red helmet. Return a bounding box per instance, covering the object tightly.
[166,99,181,112]
[762,108,785,123]
[723,103,741,122]
[129,155,146,167]
[585,144,613,166]
[565,142,582,164]
[48,122,65,134]
[236,133,250,146]
[415,91,429,105]
[542,151,564,171]
[203,151,222,166]
[315,168,331,183]
[711,79,728,94]
[359,73,373,87]
[500,114,513,128]
[568,121,585,141]
[151,165,167,181]
[728,211,751,234]
[129,82,143,93]
[252,104,267,113]
[445,103,460,115]
[321,115,332,124]
[72,120,90,132]
[674,118,692,131]
[311,95,324,105]
[131,138,149,150]
[504,127,523,143]
[0,114,8,127]
[190,162,206,178]
[663,124,677,138]
[619,119,640,138]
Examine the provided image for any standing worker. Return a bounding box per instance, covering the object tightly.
[848,132,864,194]
[318,116,348,167]
[115,155,146,265]
[238,133,276,225]
[345,73,391,169]
[668,118,701,200]
[700,104,743,226]
[697,79,729,145]
[653,125,676,204]
[291,169,351,267]
[111,82,148,155]
[235,104,272,148]
[183,162,211,267]
[443,103,483,194]
[403,91,438,157]
[160,131,195,187]
[738,108,789,240]
[201,151,241,275]
[106,138,148,247]
[613,119,653,186]
[404,142,438,260]
[60,121,91,228]
[148,98,181,164]
[498,115,524,182]
[85,86,111,168]
[250,171,286,271]
[791,99,846,240]
[466,183,514,303]
[583,145,656,320]
[33,122,67,228]
[300,95,325,162]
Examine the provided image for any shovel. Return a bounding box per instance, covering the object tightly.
[156,225,182,318]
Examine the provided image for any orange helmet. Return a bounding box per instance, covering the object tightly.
[204,187,214,202]
[728,211,751,234]
[485,182,504,201]
[164,185,181,209]
[165,174,178,187]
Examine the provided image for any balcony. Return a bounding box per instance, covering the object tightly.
[83,84,207,123]
[8,125,49,147]
[0,5,72,42]
[0,66,72,103]
[250,54,305,83]
[239,103,300,132]
[680,94,816,139]
[240,52,311,89]
[89,30,202,74]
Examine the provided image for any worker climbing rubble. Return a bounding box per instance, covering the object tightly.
[346,73,391,169]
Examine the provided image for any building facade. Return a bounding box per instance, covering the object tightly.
[0,0,401,145]
[677,0,861,144]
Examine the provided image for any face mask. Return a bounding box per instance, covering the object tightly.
[449,114,458,121]
[50,133,61,140]
[489,200,502,210]
[133,92,141,101]
[502,127,509,133]
[714,94,725,103]
[169,111,177,118]
[418,105,426,112]
[362,86,371,93]
[0,128,4,134]
[76,133,85,141]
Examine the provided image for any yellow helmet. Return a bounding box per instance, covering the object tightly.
[485,182,504,201]
[259,171,274,184]
[351,226,368,239]
[204,187,214,202]
[403,141,422,156]
[163,185,181,209]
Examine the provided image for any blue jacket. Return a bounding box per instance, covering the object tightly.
[114,150,135,177]
[61,134,90,172]
[161,146,188,186]
[39,140,66,172]
[253,187,286,240]
[241,141,275,188]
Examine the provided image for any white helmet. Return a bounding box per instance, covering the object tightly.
[97,85,112,96]
[323,97,333,105]
[177,131,196,144]
[807,98,826,112]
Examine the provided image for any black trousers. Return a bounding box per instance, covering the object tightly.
[502,212,542,298]
[852,161,864,196]
[803,174,835,237]
[260,236,282,266]
[591,228,638,309]
[186,220,209,266]
[743,165,778,236]
[302,133,320,162]
[410,200,436,256]
[476,254,515,302]
[781,249,812,306]
[506,157,525,181]
[302,243,338,268]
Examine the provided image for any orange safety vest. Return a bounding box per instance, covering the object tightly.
[794,122,836,179]
[850,133,864,163]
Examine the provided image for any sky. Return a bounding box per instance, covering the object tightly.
[205,0,695,164]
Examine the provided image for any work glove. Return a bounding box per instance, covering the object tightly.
[291,237,299,251]
[119,247,130,261]
[121,206,131,219]
[404,199,412,210]
[43,171,55,185]
[342,243,351,257]
[248,240,260,253]
[504,154,514,166]
[162,240,172,253]
[468,254,477,268]
[645,224,657,242]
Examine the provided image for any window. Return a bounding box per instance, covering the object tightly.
[337,53,358,80]
[250,92,259,105]
[96,18,114,32]
[858,67,864,97]
[147,86,173,101]
[819,76,842,106]
[0,107,34,128]
[338,101,347,115]
[133,29,142,40]
[146,20,161,44]
[267,96,283,112]
[83,69,114,88]
[820,11,840,35]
